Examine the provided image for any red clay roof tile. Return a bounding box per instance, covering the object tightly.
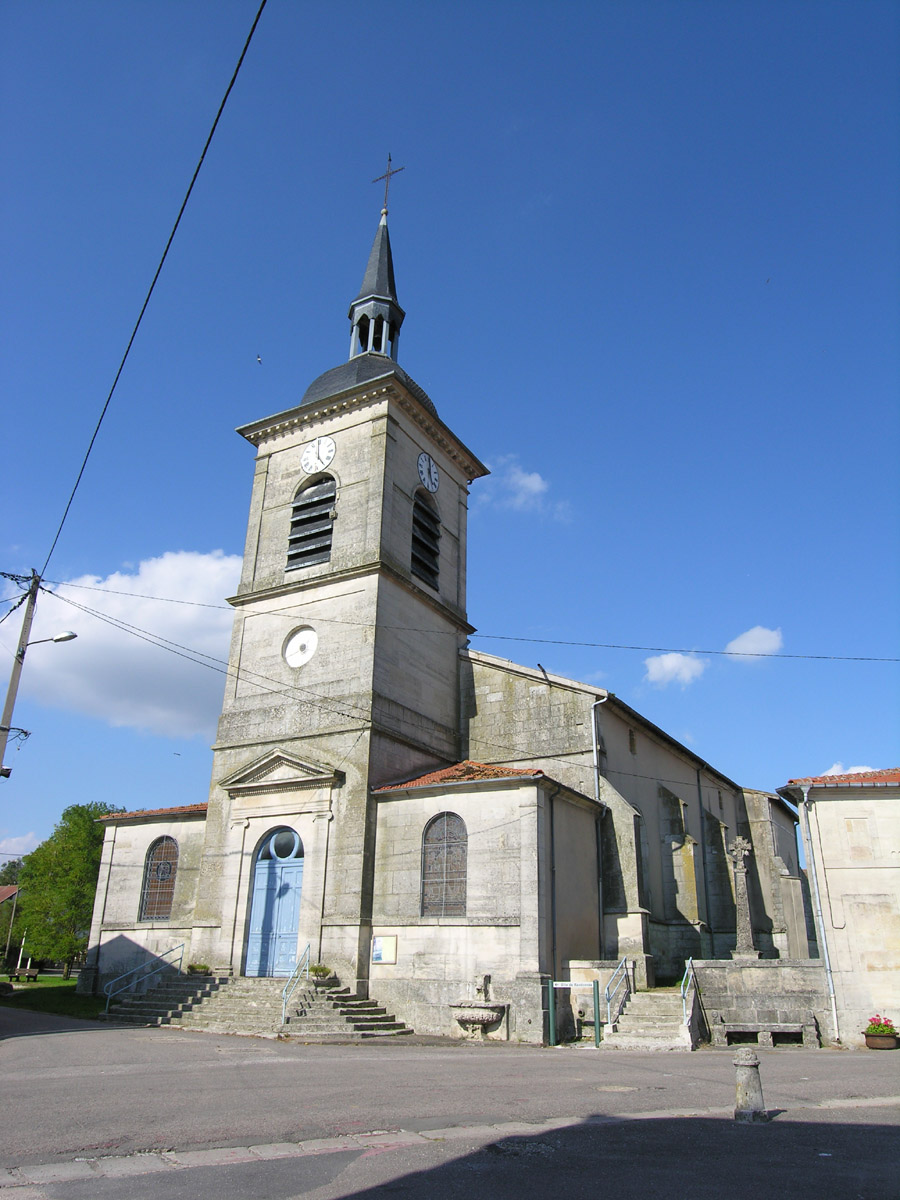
[375,760,544,792]
[99,803,208,821]
[786,768,900,786]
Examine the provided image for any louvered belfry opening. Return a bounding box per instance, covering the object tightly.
[411,491,440,589]
[287,476,336,570]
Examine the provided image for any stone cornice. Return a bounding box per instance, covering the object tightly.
[227,559,474,634]
[237,380,488,484]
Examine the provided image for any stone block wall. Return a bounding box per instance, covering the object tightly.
[370,971,548,1043]
[693,959,832,1044]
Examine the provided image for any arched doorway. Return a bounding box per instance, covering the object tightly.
[245,828,304,977]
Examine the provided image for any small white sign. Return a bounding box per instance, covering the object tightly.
[372,935,397,965]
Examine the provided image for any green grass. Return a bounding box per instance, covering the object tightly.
[1,977,106,1020]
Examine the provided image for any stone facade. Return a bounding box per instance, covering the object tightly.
[81,212,818,1043]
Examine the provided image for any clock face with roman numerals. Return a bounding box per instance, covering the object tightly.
[301,436,335,475]
[417,452,439,493]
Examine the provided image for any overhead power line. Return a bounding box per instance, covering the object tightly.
[38,0,269,578]
[36,577,900,663]
[39,586,762,795]
[46,587,372,732]
[472,633,898,664]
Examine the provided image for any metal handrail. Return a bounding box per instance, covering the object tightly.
[604,956,631,1025]
[281,943,311,1025]
[680,956,696,1025]
[103,943,185,1013]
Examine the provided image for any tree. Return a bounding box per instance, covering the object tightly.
[0,857,22,886]
[13,803,123,976]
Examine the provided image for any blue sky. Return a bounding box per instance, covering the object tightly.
[1,0,898,858]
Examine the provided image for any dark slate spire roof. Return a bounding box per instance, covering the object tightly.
[300,354,437,416]
[353,213,398,304]
[297,209,437,415]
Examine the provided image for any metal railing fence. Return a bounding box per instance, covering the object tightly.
[604,956,631,1026]
[103,943,185,1013]
[281,943,311,1025]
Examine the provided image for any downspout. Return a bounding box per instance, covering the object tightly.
[799,784,840,1043]
[591,697,608,960]
[549,785,560,980]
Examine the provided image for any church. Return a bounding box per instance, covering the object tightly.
[82,200,815,1042]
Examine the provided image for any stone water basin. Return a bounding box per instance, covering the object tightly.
[449,1002,507,1039]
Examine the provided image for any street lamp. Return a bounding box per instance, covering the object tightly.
[0,571,78,778]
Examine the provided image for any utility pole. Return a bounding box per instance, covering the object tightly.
[0,571,41,777]
[0,573,77,777]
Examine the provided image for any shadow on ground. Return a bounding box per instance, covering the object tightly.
[338,1113,897,1200]
[31,1113,899,1200]
[0,1005,108,1040]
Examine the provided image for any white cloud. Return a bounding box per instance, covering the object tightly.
[724,625,783,658]
[1,551,241,739]
[475,456,571,520]
[504,464,549,509]
[0,832,39,856]
[644,652,707,688]
[822,762,876,776]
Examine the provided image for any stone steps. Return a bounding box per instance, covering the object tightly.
[602,989,695,1051]
[102,975,413,1040]
[283,986,412,1038]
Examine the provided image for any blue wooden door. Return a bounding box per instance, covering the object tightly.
[246,830,304,977]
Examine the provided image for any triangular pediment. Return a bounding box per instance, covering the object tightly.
[220,750,343,798]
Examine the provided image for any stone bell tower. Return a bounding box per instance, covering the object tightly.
[188,198,488,984]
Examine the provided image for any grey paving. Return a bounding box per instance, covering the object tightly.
[1,1005,898,1198]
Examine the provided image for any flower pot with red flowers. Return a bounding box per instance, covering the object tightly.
[863,1014,898,1049]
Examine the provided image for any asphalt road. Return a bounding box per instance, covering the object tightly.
[2,1007,898,1198]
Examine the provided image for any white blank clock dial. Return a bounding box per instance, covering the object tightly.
[283,626,318,668]
[301,437,336,475]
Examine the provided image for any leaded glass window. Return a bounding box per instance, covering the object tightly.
[421,813,467,916]
[139,836,178,921]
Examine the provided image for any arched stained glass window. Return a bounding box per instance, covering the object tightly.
[421,813,467,916]
[139,836,178,921]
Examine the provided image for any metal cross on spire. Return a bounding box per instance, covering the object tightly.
[372,154,405,215]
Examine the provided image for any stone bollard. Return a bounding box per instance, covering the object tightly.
[733,1047,768,1122]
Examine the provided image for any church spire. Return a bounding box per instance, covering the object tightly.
[348,160,406,360]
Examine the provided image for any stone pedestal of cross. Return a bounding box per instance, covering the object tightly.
[728,835,760,959]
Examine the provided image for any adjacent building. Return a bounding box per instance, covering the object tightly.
[779,768,900,1046]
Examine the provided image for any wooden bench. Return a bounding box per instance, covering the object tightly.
[7,968,39,983]
[712,1019,818,1048]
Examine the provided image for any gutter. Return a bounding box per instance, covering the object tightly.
[549,784,560,980]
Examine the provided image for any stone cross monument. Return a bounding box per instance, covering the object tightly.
[728,836,760,958]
